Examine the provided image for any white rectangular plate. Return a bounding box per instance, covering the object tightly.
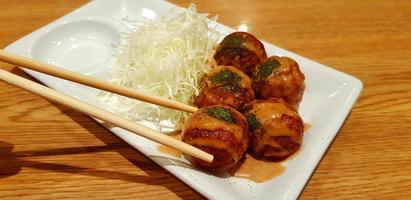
[5,0,363,199]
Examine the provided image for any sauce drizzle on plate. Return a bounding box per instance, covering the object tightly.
[304,123,311,132]
[229,155,285,183]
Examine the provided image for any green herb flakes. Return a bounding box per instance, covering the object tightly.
[246,113,260,132]
[206,107,236,123]
[221,36,245,48]
[258,59,280,79]
[210,69,242,85]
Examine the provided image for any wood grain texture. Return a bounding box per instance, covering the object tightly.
[0,0,410,199]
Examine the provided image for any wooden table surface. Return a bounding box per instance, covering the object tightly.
[0,0,410,199]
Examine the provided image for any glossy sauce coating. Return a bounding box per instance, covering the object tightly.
[158,132,286,183]
[252,56,305,108]
[244,99,304,160]
[194,65,255,110]
[214,32,267,76]
[182,105,249,172]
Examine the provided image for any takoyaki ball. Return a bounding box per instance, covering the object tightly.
[252,56,305,108]
[244,98,303,160]
[214,32,267,76]
[194,65,255,110]
[182,105,249,172]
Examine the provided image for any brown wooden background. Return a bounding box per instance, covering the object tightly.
[0,0,410,199]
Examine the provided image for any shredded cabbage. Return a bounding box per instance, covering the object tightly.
[100,4,221,131]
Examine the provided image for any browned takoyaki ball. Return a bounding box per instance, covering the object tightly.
[182,105,249,172]
[214,32,267,76]
[243,98,303,160]
[252,56,305,108]
[194,65,255,110]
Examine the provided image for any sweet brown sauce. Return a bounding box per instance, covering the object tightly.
[156,131,183,158]
[157,145,183,158]
[167,130,182,140]
[229,155,285,183]
[304,123,311,132]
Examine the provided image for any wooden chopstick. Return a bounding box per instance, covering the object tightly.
[0,49,198,113]
[0,68,213,163]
